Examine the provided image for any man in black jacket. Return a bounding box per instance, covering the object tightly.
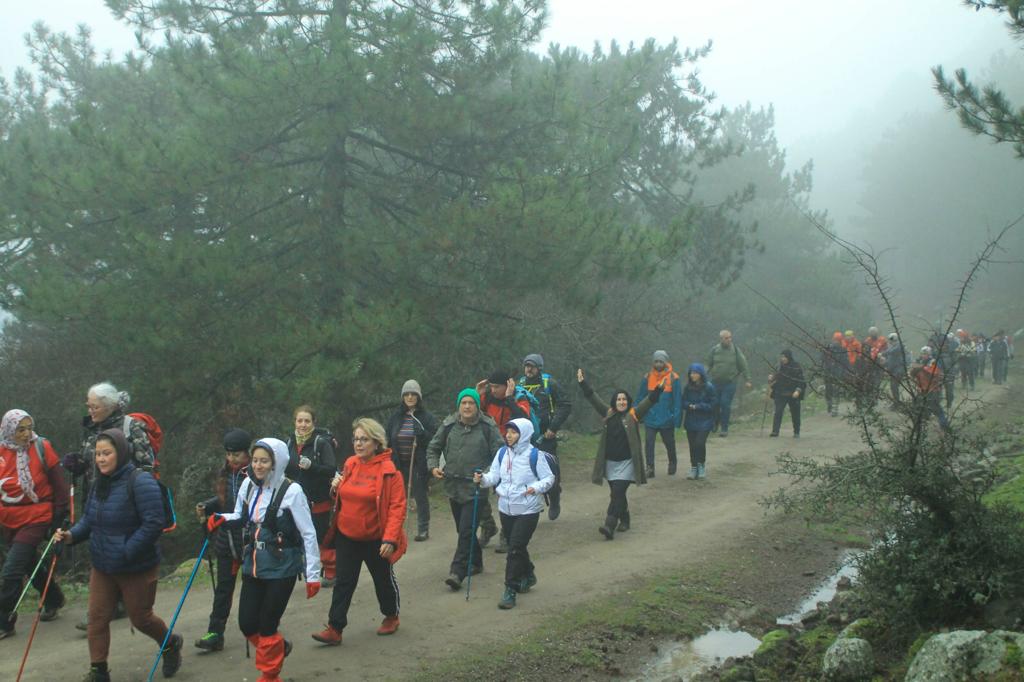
[518,354,572,521]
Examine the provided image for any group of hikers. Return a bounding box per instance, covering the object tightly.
[0,326,1013,681]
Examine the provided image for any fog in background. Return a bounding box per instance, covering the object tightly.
[2,0,1022,328]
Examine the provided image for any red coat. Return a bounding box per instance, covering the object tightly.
[334,449,408,563]
[478,391,531,437]
[864,336,888,361]
[0,439,67,530]
[842,338,863,367]
[912,361,943,394]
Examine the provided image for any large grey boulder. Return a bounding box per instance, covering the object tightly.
[821,636,874,681]
[904,630,1024,681]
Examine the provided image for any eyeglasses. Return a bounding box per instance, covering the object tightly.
[352,436,373,443]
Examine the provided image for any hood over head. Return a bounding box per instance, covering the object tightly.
[504,418,534,454]
[781,349,795,363]
[686,363,708,382]
[250,437,289,490]
[98,428,132,471]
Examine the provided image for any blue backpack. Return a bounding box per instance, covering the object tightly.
[512,385,543,444]
[497,446,541,480]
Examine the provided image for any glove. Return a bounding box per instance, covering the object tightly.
[206,514,225,533]
[306,582,321,599]
[299,456,312,470]
[62,452,86,475]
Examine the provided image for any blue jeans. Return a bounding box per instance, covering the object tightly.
[713,381,738,432]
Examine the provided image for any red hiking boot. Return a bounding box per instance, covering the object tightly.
[376,615,400,636]
[311,625,343,646]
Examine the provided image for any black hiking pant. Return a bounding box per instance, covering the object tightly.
[398,459,431,535]
[606,479,631,522]
[328,533,399,631]
[685,429,710,466]
[0,534,65,630]
[449,498,483,579]
[207,553,239,634]
[238,574,296,638]
[643,426,677,472]
[772,397,801,435]
[824,376,841,413]
[499,512,539,590]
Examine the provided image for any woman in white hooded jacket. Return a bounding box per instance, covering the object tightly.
[206,437,321,682]
[474,418,554,610]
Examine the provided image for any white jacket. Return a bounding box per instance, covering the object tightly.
[480,418,554,516]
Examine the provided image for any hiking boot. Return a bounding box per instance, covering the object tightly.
[667,461,677,476]
[75,613,88,632]
[40,593,65,622]
[697,463,707,480]
[617,512,630,532]
[718,431,728,438]
[519,573,538,593]
[321,576,336,589]
[194,631,224,651]
[769,432,779,438]
[312,625,343,646]
[284,638,292,657]
[376,615,400,636]
[81,666,111,682]
[161,633,183,678]
[793,433,800,439]
[598,516,616,540]
[0,626,14,640]
[686,467,697,480]
[547,489,561,521]
[498,587,517,610]
[444,574,463,591]
[414,530,429,542]
[478,525,497,549]
[494,534,509,554]
[645,466,655,479]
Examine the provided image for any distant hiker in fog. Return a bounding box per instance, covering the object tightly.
[822,331,846,416]
[578,368,663,540]
[518,354,572,521]
[637,351,682,478]
[975,333,988,379]
[880,333,910,403]
[990,331,1010,385]
[929,331,959,409]
[386,380,438,543]
[705,330,751,437]
[769,350,805,438]
[681,364,716,480]
[955,329,977,391]
[862,326,888,406]
[910,347,950,431]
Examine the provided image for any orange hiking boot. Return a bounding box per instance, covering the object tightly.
[377,615,400,636]
[311,625,343,646]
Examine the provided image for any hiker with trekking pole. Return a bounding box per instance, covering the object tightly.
[53,428,181,682]
[0,409,69,640]
[386,380,439,542]
[474,417,554,610]
[426,388,502,592]
[312,418,407,646]
[193,428,252,652]
[207,437,321,682]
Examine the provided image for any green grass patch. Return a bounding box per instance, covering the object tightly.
[985,452,1024,514]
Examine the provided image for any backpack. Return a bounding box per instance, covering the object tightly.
[124,413,164,477]
[512,385,543,444]
[310,429,340,460]
[243,479,296,542]
[497,446,541,480]
[32,438,51,471]
[126,468,177,534]
[519,373,556,417]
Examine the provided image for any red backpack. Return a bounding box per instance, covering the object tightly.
[124,413,164,477]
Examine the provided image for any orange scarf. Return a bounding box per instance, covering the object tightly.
[646,363,678,392]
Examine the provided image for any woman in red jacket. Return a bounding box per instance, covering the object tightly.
[0,409,69,639]
[312,417,407,646]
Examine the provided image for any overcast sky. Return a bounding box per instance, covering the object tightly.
[0,1,1016,187]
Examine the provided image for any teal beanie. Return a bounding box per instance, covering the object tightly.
[456,387,481,409]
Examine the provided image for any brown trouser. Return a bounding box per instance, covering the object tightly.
[87,565,167,664]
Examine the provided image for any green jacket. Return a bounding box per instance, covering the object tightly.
[426,412,502,503]
[581,381,659,486]
[705,343,750,386]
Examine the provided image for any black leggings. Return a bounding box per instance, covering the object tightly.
[328,533,400,631]
[685,429,709,466]
[606,479,631,521]
[237,574,296,637]
[207,554,239,634]
[499,512,539,589]
[772,397,801,435]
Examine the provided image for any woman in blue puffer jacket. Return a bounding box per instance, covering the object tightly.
[681,363,716,481]
[54,428,181,682]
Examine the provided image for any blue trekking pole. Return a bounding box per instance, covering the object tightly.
[465,469,482,602]
[147,536,209,682]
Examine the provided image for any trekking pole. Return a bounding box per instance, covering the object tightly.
[11,536,56,616]
[465,470,482,602]
[15,541,62,681]
[759,388,770,437]
[146,536,210,682]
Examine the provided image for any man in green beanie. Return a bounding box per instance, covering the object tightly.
[427,389,502,590]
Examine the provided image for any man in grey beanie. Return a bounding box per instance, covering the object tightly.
[637,350,682,477]
[518,353,572,521]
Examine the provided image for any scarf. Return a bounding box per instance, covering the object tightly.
[1,409,40,504]
[295,428,313,446]
[646,363,677,392]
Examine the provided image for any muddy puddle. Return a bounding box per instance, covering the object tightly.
[633,551,861,680]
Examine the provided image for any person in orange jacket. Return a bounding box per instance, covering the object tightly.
[910,347,950,431]
[476,370,532,438]
[312,418,407,646]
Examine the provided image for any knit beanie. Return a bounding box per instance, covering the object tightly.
[523,353,544,369]
[652,350,670,363]
[223,428,252,452]
[401,379,423,400]
[487,369,511,385]
[456,388,481,409]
